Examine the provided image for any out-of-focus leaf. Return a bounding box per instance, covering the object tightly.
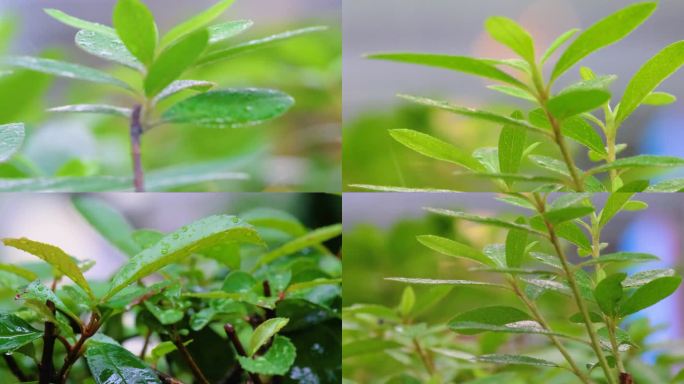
[72,196,140,257]
[641,92,676,106]
[113,0,158,66]
[544,206,594,225]
[160,0,235,47]
[385,277,506,289]
[476,354,558,367]
[44,9,117,37]
[254,224,341,268]
[75,30,144,71]
[342,339,401,359]
[0,123,23,162]
[348,185,460,192]
[0,313,42,353]
[417,235,492,266]
[541,28,580,63]
[0,264,38,282]
[222,271,256,293]
[399,286,415,317]
[448,306,531,335]
[48,104,132,118]
[389,129,481,170]
[85,339,161,384]
[646,178,684,192]
[425,208,545,237]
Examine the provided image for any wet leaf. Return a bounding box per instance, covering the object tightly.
[254,223,341,268]
[75,30,144,71]
[85,339,161,384]
[152,80,215,105]
[0,123,24,162]
[622,269,676,288]
[249,317,289,356]
[44,8,117,37]
[238,335,297,375]
[0,313,43,353]
[208,20,254,44]
[48,104,132,118]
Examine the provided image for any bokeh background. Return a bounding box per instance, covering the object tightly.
[343,193,684,379]
[343,0,684,190]
[0,0,341,192]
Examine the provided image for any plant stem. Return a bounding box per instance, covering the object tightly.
[412,337,435,376]
[39,300,57,384]
[57,313,100,383]
[3,354,29,381]
[224,324,263,384]
[534,195,615,384]
[509,279,593,384]
[155,368,185,384]
[140,328,152,359]
[130,104,145,192]
[173,331,209,384]
[606,318,626,374]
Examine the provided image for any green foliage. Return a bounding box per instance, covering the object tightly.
[354,2,684,192]
[0,197,341,383]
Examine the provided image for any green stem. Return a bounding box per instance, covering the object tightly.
[533,194,615,384]
[606,318,626,374]
[412,337,435,376]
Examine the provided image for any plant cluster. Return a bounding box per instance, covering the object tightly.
[353,2,684,193]
[343,192,683,383]
[0,196,342,383]
[1,0,325,192]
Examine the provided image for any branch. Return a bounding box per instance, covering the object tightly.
[172,330,209,384]
[130,104,145,192]
[57,313,101,384]
[224,323,262,384]
[3,354,29,381]
[39,300,57,384]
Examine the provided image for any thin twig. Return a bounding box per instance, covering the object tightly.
[155,368,185,384]
[224,324,262,384]
[412,338,435,376]
[39,300,57,384]
[172,330,209,384]
[130,104,145,192]
[57,313,100,383]
[140,328,152,359]
[3,354,29,381]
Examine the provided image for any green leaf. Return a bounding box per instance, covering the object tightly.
[0,123,24,162]
[399,95,548,136]
[646,178,684,192]
[222,271,256,293]
[389,129,481,170]
[2,238,94,299]
[161,89,294,128]
[562,116,606,155]
[416,235,492,266]
[152,80,215,105]
[448,306,531,335]
[581,252,659,267]
[208,20,254,44]
[426,208,545,237]
[599,184,646,227]
[105,215,263,300]
[237,335,296,375]
[544,206,594,225]
[476,354,558,367]
[617,41,684,124]
[349,184,460,193]
[72,196,140,257]
[253,224,341,268]
[0,313,42,353]
[249,317,289,356]
[623,269,675,288]
[487,85,536,102]
[150,341,178,360]
[562,75,617,94]
[161,0,235,47]
[454,172,563,184]
[75,30,144,71]
[113,0,158,66]
[587,155,684,175]
[399,286,415,317]
[530,216,591,250]
[18,280,76,320]
[48,104,132,118]
[198,26,328,66]
[595,273,626,316]
[552,2,657,80]
[505,218,528,268]
[2,56,132,91]
[498,111,527,178]
[85,339,161,384]
[44,9,117,37]
[541,28,580,63]
[367,53,526,88]
[642,92,676,106]
[384,277,506,289]
[547,89,611,120]
[0,264,38,282]
[619,276,682,316]
[485,17,535,64]
[145,29,209,97]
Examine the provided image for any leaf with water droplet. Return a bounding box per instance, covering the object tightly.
[238,335,296,375]
[152,80,215,105]
[85,338,161,384]
[0,313,43,353]
[75,30,144,71]
[253,224,341,269]
[0,123,24,163]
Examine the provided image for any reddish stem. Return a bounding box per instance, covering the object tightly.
[130,104,145,192]
[39,301,57,384]
[224,324,262,384]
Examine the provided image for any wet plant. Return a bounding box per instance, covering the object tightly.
[354,2,684,193]
[0,196,341,383]
[1,0,325,192]
[343,192,682,383]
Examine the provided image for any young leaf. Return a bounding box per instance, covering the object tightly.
[105,215,263,299]
[85,339,161,384]
[208,20,254,44]
[505,218,528,268]
[485,17,535,64]
[426,208,545,237]
[587,155,684,175]
[249,317,289,356]
[2,56,132,91]
[0,123,24,162]
[622,269,675,288]
[72,195,141,257]
[448,306,531,336]
[237,335,296,375]
[544,206,594,225]
[599,183,647,227]
[198,26,328,66]
[552,2,657,80]
[595,273,626,316]
[2,238,94,299]
[541,28,580,63]
[476,354,558,367]
[152,80,215,105]
[19,280,77,319]
[642,92,676,106]
[416,235,492,266]
[44,8,117,37]
[399,286,415,317]
[367,53,527,88]
[616,41,684,124]
[161,0,235,47]
[547,89,611,120]
[161,89,294,128]
[112,0,158,66]
[75,30,144,72]
[389,129,481,170]
[498,111,527,179]
[48,104,132,118]
[254,224,341,268]
[619,276,682,316]
[0,313,43,353]
[385,277,506,289]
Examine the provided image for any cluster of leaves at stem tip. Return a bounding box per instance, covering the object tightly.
[352,2,684,193]
[343,191,682,384]
[0,0,326,192]
[0,196,342,383]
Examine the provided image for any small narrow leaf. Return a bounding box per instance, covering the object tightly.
[619,276,682,316]
[44,9,117,37]
[476,354,558,367]
[541,28,580,63]
[389,129,481,170]
[599,183,647,227]
[642,92,677,106]
[161,89,294,128]
[0,123,24,162]
[544,206,594,225]
[595,273,626,316]
[0,313,43,353]
[385,277,506,289]
[399,286,415,317]
[426,208,545,237]
[72,196,140,257]
[105,215,263,299]
[113,0,158,66]
[505,218,528,268]
[161,0,235,47]
[85,340,161,384]
[488,85,536,102]
[48,104,132,118]
[547,89,611,120]
[152,80,215,105]
[587,155,684,175]
[0,264,38,282]
[498,111,527,183]
[349,184,460,193]
[254,224,341,268]
[208,20,254,44]
[552,2,657,80]
[581,252,659,267]
[75,30,144,71]
[448,306,531,335]
[249,317,289,356]
[485,17,536,64]
[617,41,684,124]
[2,238,94,298]
[416,235,492,266]
[145,30,209,97]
